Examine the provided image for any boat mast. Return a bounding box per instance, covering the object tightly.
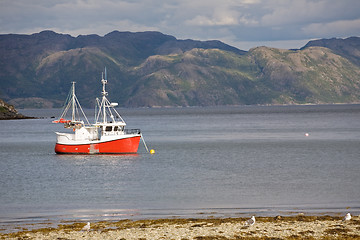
[101,69,108,123]
[54,81,90,125]
[71,81,76,122]
[94,68,126,125]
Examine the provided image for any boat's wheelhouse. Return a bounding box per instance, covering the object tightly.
[98,123,126,136]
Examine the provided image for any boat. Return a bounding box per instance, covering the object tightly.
[53,69,141,154]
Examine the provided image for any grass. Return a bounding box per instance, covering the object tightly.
[0,106,8,113]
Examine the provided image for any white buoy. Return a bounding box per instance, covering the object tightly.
[305,133,309,137]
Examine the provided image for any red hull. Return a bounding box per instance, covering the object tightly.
[55,136,141,154]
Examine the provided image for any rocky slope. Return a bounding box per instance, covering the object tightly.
[0,31,359,108]
[0,99,32,119]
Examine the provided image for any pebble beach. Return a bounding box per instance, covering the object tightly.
[2,215,360,240]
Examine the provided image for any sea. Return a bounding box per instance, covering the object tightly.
[0,104,360,231]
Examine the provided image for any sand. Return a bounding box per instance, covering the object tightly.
[1,215,360,239]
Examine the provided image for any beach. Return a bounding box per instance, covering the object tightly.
[2,215,360,239]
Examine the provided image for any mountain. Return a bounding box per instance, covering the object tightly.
[0,31,359,108]
[249,46,360,104]
[301,37,360,67]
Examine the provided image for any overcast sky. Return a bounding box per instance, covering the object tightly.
[1,0,360,50]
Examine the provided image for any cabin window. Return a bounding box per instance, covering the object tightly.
[114,126,118,131]
[105,126,112,132]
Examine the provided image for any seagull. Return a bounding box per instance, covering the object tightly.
[82,222,91,231]
[244,216,256,226]
[343,213,351,221]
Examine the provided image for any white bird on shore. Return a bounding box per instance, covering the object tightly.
[343,213,351,221]
[82,222,90,231]
[244,216,256,226]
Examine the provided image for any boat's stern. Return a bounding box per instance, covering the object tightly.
[55,132,75,143]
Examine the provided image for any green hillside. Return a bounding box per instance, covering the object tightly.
[0,31,359,108]
[250,46,360,104]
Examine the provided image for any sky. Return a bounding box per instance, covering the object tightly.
[1,0,360,50]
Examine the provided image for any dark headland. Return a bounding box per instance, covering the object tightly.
[0,99,34,120]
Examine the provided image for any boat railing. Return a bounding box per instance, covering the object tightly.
[55,132,75,142]
[124,129,141,135]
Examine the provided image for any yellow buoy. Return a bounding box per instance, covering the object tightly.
[150,149,155,154]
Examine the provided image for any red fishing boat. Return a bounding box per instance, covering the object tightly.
[53,70,143,154]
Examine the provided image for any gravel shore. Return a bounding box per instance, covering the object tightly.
[2,215,359,239]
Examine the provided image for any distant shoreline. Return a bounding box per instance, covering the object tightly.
[2,215,359,239]
[0,115,36,120]
[0,112,36,120]
[15,103,360,119]
[0,99,36,120]
[14,102,360,109]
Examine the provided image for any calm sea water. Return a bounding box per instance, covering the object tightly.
[0,105,360,229]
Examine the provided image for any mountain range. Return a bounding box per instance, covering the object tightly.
[1,31,360,108]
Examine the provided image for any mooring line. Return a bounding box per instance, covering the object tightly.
[140,133,149,153]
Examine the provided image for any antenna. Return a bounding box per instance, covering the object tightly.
[105,67,107,80]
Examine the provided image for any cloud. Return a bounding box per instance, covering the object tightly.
[302,18,360,38]
[183,0,260,27]
[0,0,359,50]
[260,0,327,27]
[259,0,360,37]
[1,0,155,34]
[185,14,238,27]
[147,0,260,30]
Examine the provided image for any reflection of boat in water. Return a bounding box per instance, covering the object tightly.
[53,69,141,154]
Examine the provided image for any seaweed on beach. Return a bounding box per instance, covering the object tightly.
[1,215,359,240]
